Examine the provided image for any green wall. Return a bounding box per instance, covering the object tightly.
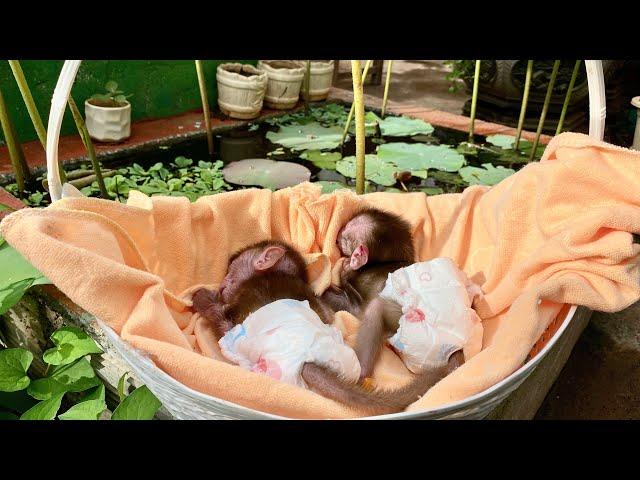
[0,60,256,144]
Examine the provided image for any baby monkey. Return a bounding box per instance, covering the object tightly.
[192,237,461,416]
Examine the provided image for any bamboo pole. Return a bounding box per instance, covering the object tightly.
[351,60,366,195]
[341,60,373,145]
[555,60,582,135]
[304,60,311,112]
[67,96,108,198]
[514,60,533,150]
[8,60,66,182]
[529,60,560,161]
[194,60,214,158]
[468,60,481,143]
[381,60,394,118]
[0,86,30,194]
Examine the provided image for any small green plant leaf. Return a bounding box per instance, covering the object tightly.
[174,156,193,168]
[378,116,434,137]
[459,163,516,186]
[105,81,118,93]
[317,181,348,194]
[118,372,129,403]
[58,385,106,420]
[111,385,161,420]
[0,278,36,316]
[20,393,64,420]
[421,187,445,195]
[0,348,33,392]
[42,326,103,366]
[27,358,101,401]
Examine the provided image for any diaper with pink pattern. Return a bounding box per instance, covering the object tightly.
[218,299,361,388]
[380,258,484,374]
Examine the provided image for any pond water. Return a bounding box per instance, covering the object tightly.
[2,103,544,207]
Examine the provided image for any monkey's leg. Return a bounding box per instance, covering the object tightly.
[354,297,386,380]
[320,286,361,316]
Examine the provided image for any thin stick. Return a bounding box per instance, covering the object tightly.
[468,60,481,143]
[67,96,109,198]
[381,60,394,118]
[514,60,533,149]
[529,60,560,161]
[304,60,311,112]
[555,60,582,135]
[194,60,214,158]
[0,86,29,194]
[341,60,373,145]
[351,60,366,195]
[8,60,66,183]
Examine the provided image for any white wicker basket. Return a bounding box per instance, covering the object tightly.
[295,60,335,101]
[45,60,606,419]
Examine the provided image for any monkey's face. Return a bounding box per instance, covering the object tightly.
[218,249,257,303]
[337,215,371,270]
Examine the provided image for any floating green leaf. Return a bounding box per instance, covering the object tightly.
[456,142,480,156]
[379,116,434,137]
[0,348,33,392]
[486,134,516,149]
[223,159,311,190]
[266,122,344,151]
[336,155,397,186]
[348,111,381,136]
[429,170,468,186]
[459,163,516,186]
[111,385,162,420]
[58,384,106,420]
[174,156,193,168]
[42,326,103,366]
[20,393,64,420]
[377,143,466,178]
[300,150,342,169]
[317,181,348,194]
[27,358,101,401]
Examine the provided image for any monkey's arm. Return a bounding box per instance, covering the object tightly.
[354,297,387,380]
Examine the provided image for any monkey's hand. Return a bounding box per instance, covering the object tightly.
[192,288,219,313]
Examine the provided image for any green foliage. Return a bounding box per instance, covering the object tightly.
[376,143,466,178]
[89,81,133,107]
[0,326,162,420]
[443,60,476,93]
[0,242,51,315]
[264,103,349,128]
[0,348,33,392]
[111,385,162,420]
[43,326,103,366]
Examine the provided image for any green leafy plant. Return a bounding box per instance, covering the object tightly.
[89,81,133,108]
[0,241,51,315]
[0,326,162,420]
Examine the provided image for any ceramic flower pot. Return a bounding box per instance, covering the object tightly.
[84,100,131,142]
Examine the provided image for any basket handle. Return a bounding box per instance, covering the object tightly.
[585,60,606,141]
[46,60,81,202]
[44,59,607,203]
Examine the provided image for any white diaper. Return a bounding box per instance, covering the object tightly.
[218,299,361,388]
[380,258,484,373]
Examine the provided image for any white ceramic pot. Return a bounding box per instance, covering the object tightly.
[84,100,131,143]
[257,60,305,110]
[296,60,335,101]
[216,63,268,120]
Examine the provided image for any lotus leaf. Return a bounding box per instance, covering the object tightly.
[223,159,311,190]
[266,122,344,151]
[459,163,516,186]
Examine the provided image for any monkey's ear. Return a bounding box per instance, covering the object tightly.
[349,244,369,270]
[254,245,287,271]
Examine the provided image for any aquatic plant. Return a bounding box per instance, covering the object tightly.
[222,159,311,190]
[529,60,560,161]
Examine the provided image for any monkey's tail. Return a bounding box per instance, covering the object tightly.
[301,361,453,416]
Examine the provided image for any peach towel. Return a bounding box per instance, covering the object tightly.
[2,132,640,418]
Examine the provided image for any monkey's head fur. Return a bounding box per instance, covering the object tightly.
[219,240,308,302]
[337,207,415,269]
